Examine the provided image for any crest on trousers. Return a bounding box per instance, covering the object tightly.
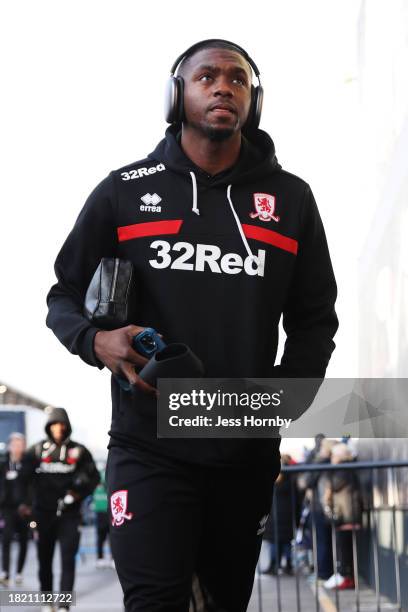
[257,513,269,535]
[250,193,280,222]
[110,490,133,527]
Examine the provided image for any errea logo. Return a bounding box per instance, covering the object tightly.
[121,163,165,181]
[140,193,162,213]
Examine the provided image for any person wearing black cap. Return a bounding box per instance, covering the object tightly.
[45,39,338,611]
[19,407,100,612]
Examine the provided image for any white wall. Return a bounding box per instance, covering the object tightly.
[357,0,408,377]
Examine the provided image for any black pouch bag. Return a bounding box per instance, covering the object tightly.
[83,258,137,330]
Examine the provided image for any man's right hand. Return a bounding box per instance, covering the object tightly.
[94,325,157,395]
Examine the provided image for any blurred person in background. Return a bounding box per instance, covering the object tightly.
[0,433,29,586]
[92,465,111,568]
[19,407,100,612]
[262,454,301,575]
[322,442,362,590]
[304,434,326,464]
[304,438,337,582]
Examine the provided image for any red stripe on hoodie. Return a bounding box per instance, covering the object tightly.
[117,220,183,242]
[242,224,298,255]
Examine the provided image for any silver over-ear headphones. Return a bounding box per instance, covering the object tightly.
[164,39,263,132]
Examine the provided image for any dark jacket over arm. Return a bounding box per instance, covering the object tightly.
[46,174,118,368]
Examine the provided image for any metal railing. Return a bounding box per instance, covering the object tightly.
[254,459,408,612]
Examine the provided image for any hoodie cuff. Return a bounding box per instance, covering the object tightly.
[81,327,105,370]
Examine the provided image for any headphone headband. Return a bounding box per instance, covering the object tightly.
[170,38,261,80]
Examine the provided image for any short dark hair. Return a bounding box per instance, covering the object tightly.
[178,40,251,77]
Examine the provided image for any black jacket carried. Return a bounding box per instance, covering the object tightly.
[21,407,100,514]
[46,125,338,468]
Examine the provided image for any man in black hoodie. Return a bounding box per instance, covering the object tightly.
[20,407,100,612]
[45,39,338,611]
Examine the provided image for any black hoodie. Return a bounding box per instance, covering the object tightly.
[46,126,338,468]
[21,407,100,513]
[0,451,25,510]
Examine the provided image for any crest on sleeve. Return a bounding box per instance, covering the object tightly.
[110,490,134,527]
[250,193,280,222]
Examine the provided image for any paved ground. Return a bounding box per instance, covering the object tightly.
[0,529,399,611]
[0,526,122,611]
[250,544,400,612]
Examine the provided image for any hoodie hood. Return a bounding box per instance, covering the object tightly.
[147,125,282,260]
[148,124,281,187]
[45,407,72,441]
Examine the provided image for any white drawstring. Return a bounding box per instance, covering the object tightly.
[43,442,56,458]
[60,444,66,461]
[189,173,256,263]
[189,171,200,215]
[226,184,256,262]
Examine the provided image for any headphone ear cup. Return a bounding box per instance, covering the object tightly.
[244,84,256,131]
[252,84,263,128]
[244,84,263,131]
[164,76,184,124]
[176,76,185,123]
[164,76,177,123]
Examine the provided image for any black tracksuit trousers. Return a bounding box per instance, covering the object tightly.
[35,510,81,596]
[106,445,280,612]
[1,508,29,577]
[96,512,110,559]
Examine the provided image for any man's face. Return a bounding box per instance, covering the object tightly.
[8,437,25,458]
[181,47,253,141]
[50,421,67,443]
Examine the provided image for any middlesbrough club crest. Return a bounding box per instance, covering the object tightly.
[67,447,80,464]
[110,490,133,527]
[250,193,280,222]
